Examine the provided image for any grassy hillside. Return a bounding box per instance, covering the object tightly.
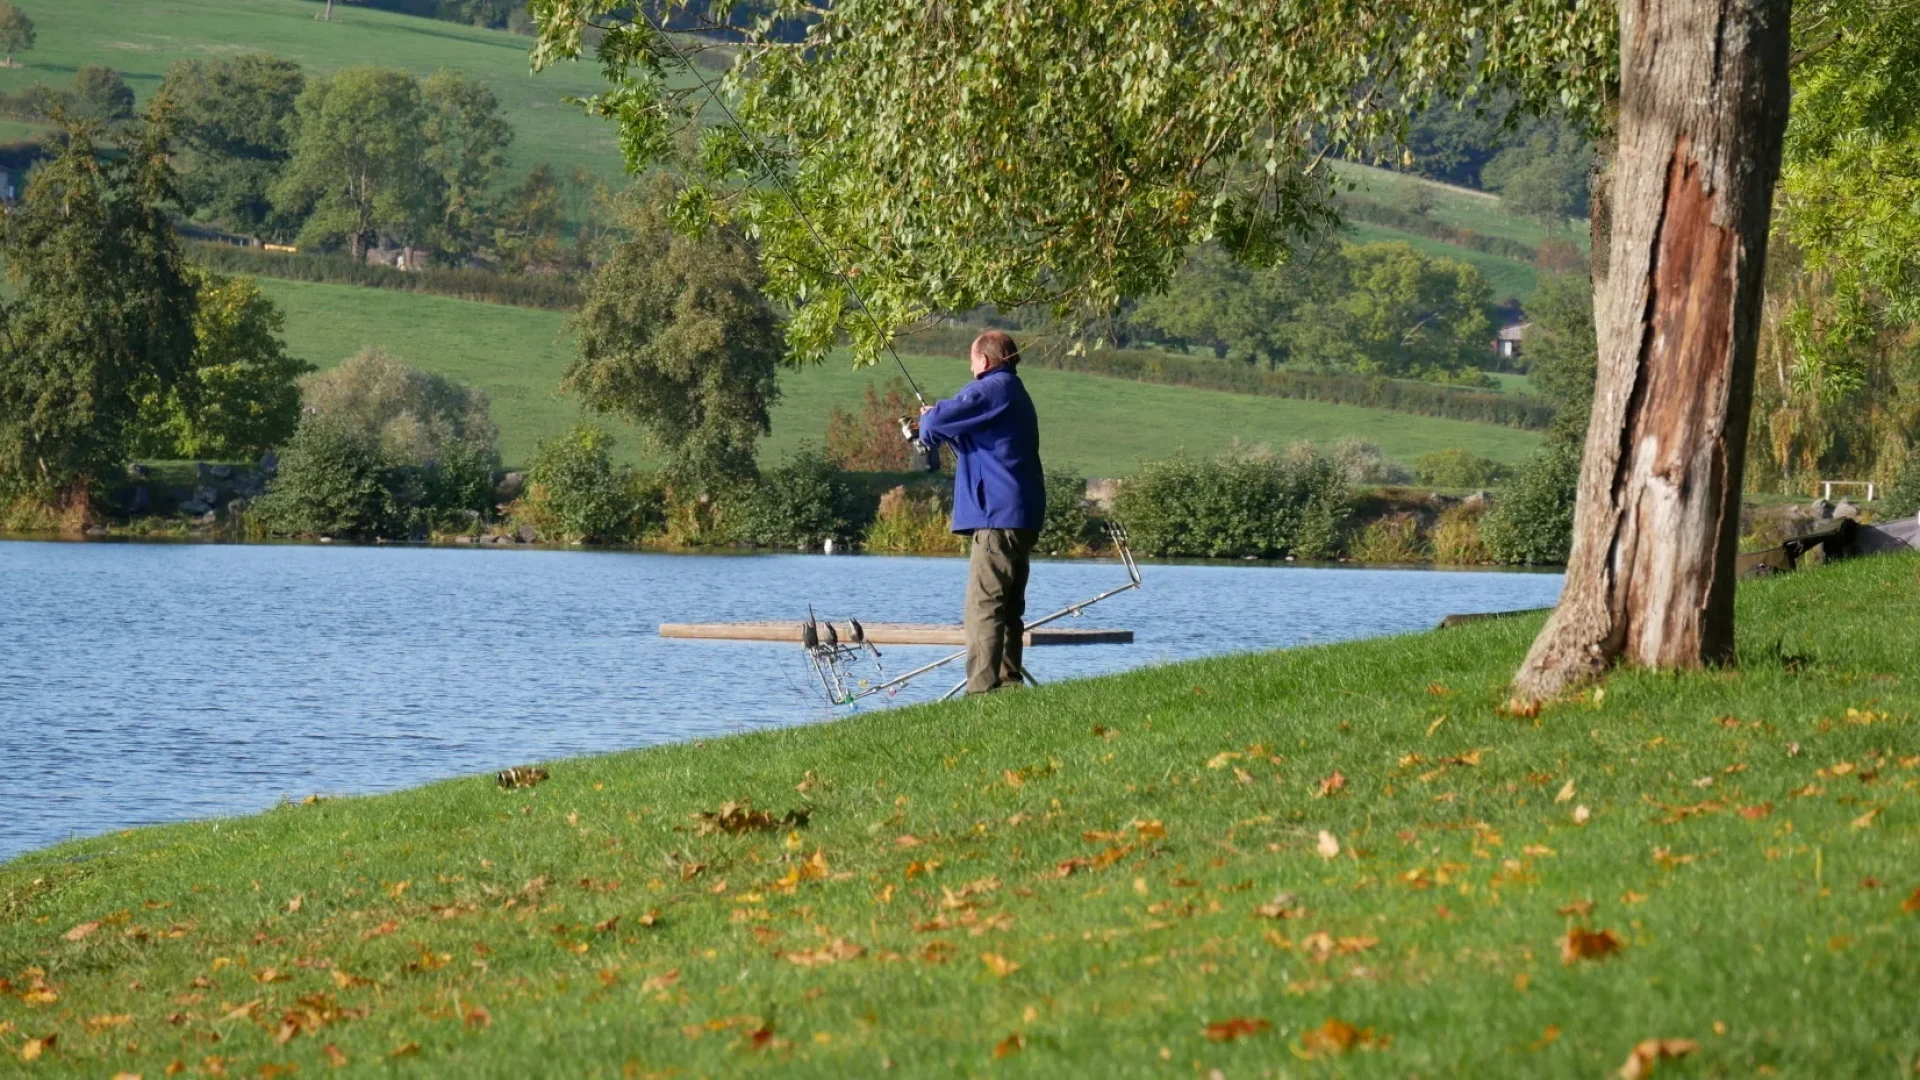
[4,554,1914,1077]
[1345,222,1540,304]
[0,0,629,191]
[261,279,1542,474]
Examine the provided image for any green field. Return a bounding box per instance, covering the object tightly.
[0,0,630,192]
[4,554,1916,1077]
[260,278,1542,474]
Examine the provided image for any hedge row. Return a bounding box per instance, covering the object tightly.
[184,241,585,311]
[900,326,1556,430]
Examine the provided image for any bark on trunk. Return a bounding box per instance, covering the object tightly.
[1513,0,1791,701]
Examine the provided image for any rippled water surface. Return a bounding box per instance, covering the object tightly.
[0,540,1561,859]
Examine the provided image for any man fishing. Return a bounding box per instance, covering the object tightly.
[916,331,1046,695]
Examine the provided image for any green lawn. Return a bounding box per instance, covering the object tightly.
[0,0,630,195]
[5,554,1917,1076]
[261,278,1542,474]
[1330,159,1591,254]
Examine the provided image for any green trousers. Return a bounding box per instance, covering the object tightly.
[965,528,1038,694]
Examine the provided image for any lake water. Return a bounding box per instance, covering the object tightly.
[0,541,1561,861]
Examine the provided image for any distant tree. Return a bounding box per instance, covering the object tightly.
[72,65,135,122]
[1519,272,1598,432]
[131,269,314,460]
[0,2,33,69]
[0,118,198,494]
[1332,243,1494,383]
[421,68,512,259]
[300,346,499,469]
[272,66,442,260]
[565,183,783,492]
[496,162,567,268]
[160,54,306,237]
[1482,127,1592,233]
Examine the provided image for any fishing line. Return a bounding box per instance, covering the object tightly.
[637,12,931,407]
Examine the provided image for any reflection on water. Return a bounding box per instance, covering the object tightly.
[0,541,1561,859]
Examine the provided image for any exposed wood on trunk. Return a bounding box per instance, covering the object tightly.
[1513,0,1791,701]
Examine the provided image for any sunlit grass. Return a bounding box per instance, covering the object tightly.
[4,554,1917,1076]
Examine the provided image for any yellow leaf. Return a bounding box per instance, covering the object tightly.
[639,969,680,994]
[323,1043,348,1067]
[1316,830,1341,859]
[1206,751,1241,770]
[63,920,100,942]
[1851,807,1882,829]
[1555,779,1576,804]
[979,952,1020,977]
[20,1034,54,1061]
[993,1032,1026,1058]
[1617,1037,1699,1079]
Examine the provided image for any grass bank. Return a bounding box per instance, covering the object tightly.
[259,279,1543,473]
[5,555,1917,1076]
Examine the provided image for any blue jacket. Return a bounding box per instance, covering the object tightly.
[919,367,1046,533]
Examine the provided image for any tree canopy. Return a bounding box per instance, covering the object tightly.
[531,0,1614,366]
[272,66,444,258]
[0,119,197,492]
[564,183,783,491]
[160,53,307,237]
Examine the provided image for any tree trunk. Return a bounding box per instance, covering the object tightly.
[1512,0,1791,701]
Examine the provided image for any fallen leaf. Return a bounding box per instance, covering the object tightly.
[639,969,680,994]
[20,1034,55,1061]
[1561,927,1624,965]
[1852,807,1883,829]
[1531,1024,1562,1050]
[362,920,399,940]
[692,801,810,836]
[330,969,373,990]
[1617,1037,1699,1080]
[1316,830,1341,859]
[979,952,1020,977]
[256,968,291,984]
[63,921,100,942]
[784,940,864,967]
[1206,751,1242,770]
[86,1013,134,1031]
[1901,887,1920,914]
[1557,900,1597,917]
[1555,779,1575,804]
[464,1004,491,1030]
[1317,772,1348,797]
[1203,1017,1271,1042]
[285,895,303,914]
[993,1032,1026,1058]
[323,1044,347,1067]
[389,1042,420,1059]
[1298,1016,1380,1056]
[1573,804,1592,825]
[1621,890,1649,905]
[1737,803,1773,821]
[593,915,619,934]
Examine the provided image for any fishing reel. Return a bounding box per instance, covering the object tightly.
[899,415,940,472]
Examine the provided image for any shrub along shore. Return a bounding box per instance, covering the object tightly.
[2,554,1916,1076]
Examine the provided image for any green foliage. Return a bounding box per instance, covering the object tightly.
[299,346,500,471]
[71,64,133,122]
[565,184,783,492]
[420,67,513,258]
[272,65,442,258]
[1349,513,1428,564]
[131,268,313,460]
[1522,271,1600,433]
[1430,502,1491,564]
[532,0,1614,365]
[1330,437,1412,486]
[0,1,33,67]
[1481,125,1592,232]
[1038,471,1091,555]
[1129,241,1495,384]
[1883,454,1920,520]
[1113,446,1350,560]
[0,118,198,493]
[515,423,662,543]
[862,483,960,553]
[1413,447,1507,488]
[1481,436,1582,564]
[160,53,307,238]
[725,448,866,549]
[493,162,569,270]
[250,415,401,537]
